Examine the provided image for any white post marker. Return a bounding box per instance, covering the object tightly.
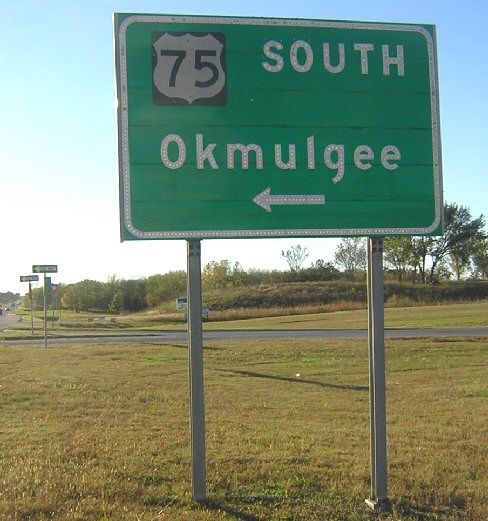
[186,240,206,501]
[365,238,391,511]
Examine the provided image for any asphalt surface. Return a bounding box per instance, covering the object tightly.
[3,327,488,346]
[0,312,22,331]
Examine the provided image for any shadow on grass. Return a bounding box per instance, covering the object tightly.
[147,342,224,350]
[203,497,288,521]
[221,369,368,391]
[393,494,467,520]
[143,495,278,520]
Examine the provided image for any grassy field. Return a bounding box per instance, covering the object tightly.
[0,336,486,520]
[9,303,488,337]
[204,302,488,331]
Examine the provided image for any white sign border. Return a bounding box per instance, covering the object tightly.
[115,14,443,240]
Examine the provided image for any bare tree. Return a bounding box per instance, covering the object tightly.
[384,237,414,282]
[334,238,366,280]
[281,244,309,273]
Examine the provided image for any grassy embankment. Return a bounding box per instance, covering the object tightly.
[0,337,486,519]
[202,280,488,315]
[205,301,488,331]
[10,280,488,335]
[114,302,488,331]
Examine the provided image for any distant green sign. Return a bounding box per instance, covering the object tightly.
[20,275,39,282]
[114,14,442,240]
[44,277,52,295]
[33,265,57,273]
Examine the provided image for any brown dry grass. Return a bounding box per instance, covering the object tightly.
[0,337,486,519]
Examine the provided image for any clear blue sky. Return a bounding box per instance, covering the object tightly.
[1,0,487,295]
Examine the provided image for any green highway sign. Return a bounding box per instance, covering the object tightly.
[20,275,39,282]
[44,277,52,295]
[33,265,58,273]
[114,14,442,240]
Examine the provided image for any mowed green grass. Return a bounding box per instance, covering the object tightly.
[0,336,487,520]
[204,302,488,331]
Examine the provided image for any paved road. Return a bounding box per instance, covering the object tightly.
[0,312,22,331]
[3,327,488,346]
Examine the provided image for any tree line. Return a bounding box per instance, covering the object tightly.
[24,202,486,313]
[0,291,20,306]
[328,203,486,283]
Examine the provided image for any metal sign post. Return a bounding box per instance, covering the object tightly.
[186,240,206,501]
[51,285,58,328]
[365,238,391,511]
[20,275,39,335]
[43,274,48,348]
[32,266,57,349]
[29,282,34,335]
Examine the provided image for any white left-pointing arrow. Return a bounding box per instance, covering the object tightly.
[253,187,326,212]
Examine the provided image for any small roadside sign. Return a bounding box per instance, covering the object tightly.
[176,297,188,310]
[20,275,38,335]
[31,266,58,348]
[20,275,39,282]
[33,265,58,273]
